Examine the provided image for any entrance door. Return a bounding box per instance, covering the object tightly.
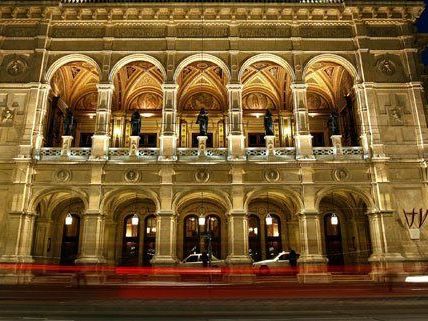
[143,215,156,266]
[184,215,200,258]
[248,215,261,261]
[265,214,282,259]
[324,213,344,265]
[60,214,80,265]
[121,215,140,266]
[206,215,221,259]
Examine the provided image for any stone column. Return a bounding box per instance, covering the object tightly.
[367,210,406,281]
[151,211,177,266]
[32,83,51,159]
[75,210,106,265]
[159,84,178,161]
[90,83,114,160]
[291,83,314,160]
[227,84,246,161]
[225,210,252,265]
[297,211,331,283]
[0,211,36,263]
[61,136,73,158]
[151,170,178,266]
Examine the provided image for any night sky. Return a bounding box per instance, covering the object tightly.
[418,0,428,64]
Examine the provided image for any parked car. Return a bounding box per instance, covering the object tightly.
[180,253,225,267]
[253,251,299,270]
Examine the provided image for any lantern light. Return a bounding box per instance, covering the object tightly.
[254,227,258,235]
[65,213,73,226]
[266,213,273,226]
[198,216,206,226]
[331,213,338,226]
[131,214,139,226]
[152,227,156,233]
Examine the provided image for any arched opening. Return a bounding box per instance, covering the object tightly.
[176,61,229,148]
[304,60,359,147]
[248,215,261,262]
[60,214,81,265]
[323,213,344,266]
[247,195,299,261]
[46,61,100,147]
[112,197,157,266]
[111,61,164,147]
[319,190,372,268]
[241,61,293,147]
[32,193,85,265]
[177,197,227,260]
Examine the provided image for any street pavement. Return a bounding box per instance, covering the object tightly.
[0,282,428,320]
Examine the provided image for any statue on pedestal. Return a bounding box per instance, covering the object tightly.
[264,109,274,136]
[130,110,141,136]
[63,109,75,136]
[327,111,340,136]
[196,108,208,136]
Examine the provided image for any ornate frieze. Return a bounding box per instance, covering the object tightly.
[367,25,398,38]
[238,24,291,38]
[3,25,38,38]
[51,25,105,38]
[112,24,166,38]
[299,25,353,38]
[175,24,229,38]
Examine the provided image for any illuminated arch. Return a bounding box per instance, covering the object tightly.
[45,54,101,83]
[109,54,167,82]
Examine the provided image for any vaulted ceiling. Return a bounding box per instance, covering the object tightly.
[112,61,164,112]
[51,61,99,112]
[305,62,354,112]
[241,61,292,111]
[177,61,228,113]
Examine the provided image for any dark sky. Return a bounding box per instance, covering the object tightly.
[418,0,428,64]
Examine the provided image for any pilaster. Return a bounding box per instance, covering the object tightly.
[159,83,178,161]
[227,84,245,161]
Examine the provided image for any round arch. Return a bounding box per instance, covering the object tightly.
[314,186,375,213]
[29,187,89,214]
[109,54,167,82]
[45,54,102,83]
[173,53,231,83]
[244,187,304,214]
[101,188,160,216]
[173,189,232,214]
[302,54,359,82]
[238,54,296,83]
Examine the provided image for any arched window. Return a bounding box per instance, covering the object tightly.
[143,215,156,266]
[121,214,140,266]
[248,215,261,262]
[206,215,221,259]
[60,214,80,265]
[183,215,200,258]
[265,214,281,259]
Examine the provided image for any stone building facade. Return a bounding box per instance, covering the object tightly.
[0,0,427,281]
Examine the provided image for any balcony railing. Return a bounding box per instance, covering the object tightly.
[37,146,365,162]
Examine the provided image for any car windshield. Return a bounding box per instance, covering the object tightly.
[185,255,199,262]
[278,254,289,261]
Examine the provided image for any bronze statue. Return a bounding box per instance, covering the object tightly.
[63,109,75,136]
[196,108,208,136]
[130,110,141,136]
[264,109,274,136]
[327,111,340,136]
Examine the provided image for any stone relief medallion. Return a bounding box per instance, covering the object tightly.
[264,168,280,183]
[332,168,350,182]
[6,57,28,76]
[1,106,15,123]
[54,169,72,183]
[377,58,396,76]
[124,169,140,183]
[195,168,210,183]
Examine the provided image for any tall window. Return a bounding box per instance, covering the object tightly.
[121,215,140,266]
[265,214,282,258]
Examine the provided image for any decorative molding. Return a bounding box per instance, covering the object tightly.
[54,169,72,183]
[195,168,210,183]
[124,169,140,183]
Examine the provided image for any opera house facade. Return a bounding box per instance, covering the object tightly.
[0,0,427,282]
